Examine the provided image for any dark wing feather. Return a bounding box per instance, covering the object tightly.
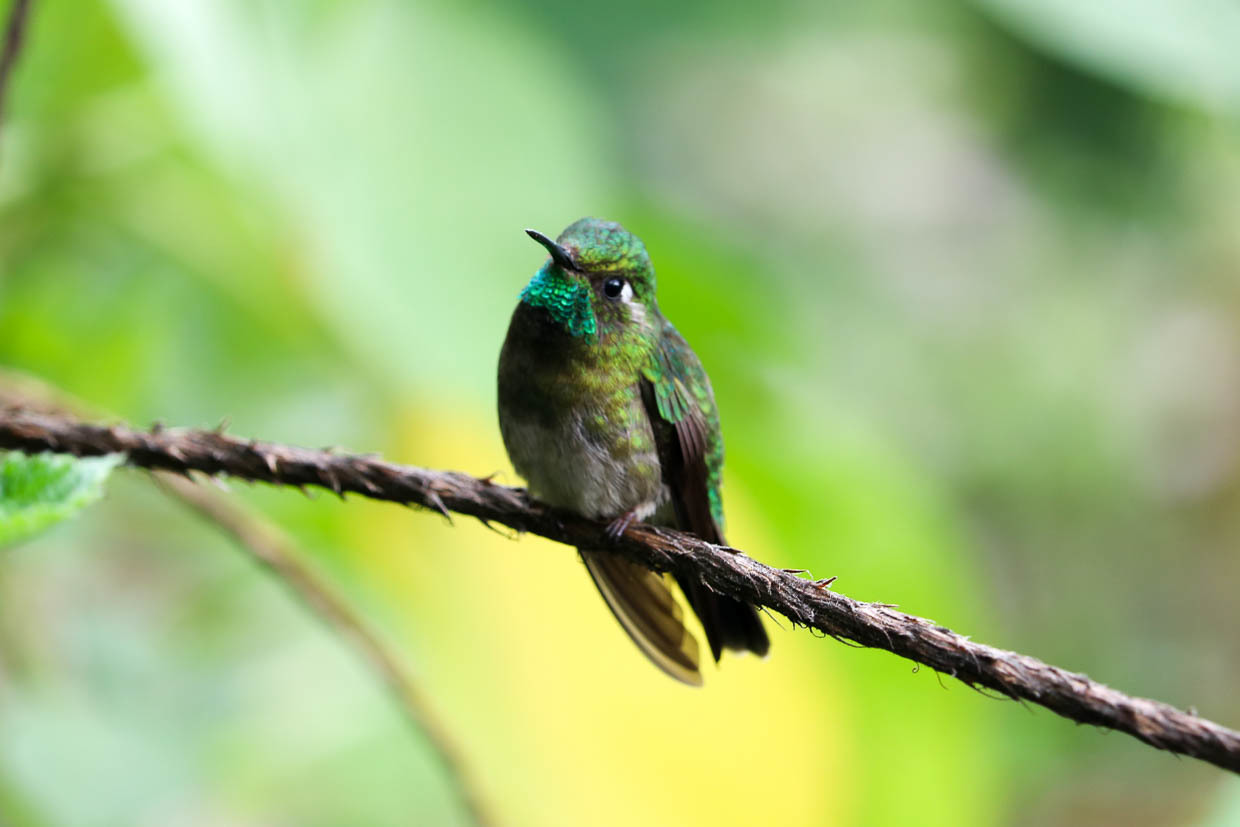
[642,323,769,661]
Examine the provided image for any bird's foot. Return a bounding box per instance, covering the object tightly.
[605,508,640,540]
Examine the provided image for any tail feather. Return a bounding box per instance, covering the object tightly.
[678,577,770,662]
[580,550,702,686]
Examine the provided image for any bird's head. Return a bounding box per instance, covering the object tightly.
[519,218,657,342]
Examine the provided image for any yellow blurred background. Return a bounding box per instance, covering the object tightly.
[2,1,1240,825]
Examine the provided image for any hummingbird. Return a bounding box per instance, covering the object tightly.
[497,217,769,685]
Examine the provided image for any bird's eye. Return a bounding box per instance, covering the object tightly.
[603,278,625,299]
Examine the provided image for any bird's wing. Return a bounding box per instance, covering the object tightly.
[641,322,770,662]
[641,322,725,544]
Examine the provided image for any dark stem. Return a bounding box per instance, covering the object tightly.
[0,0,33,134]
[1,405,1238,774]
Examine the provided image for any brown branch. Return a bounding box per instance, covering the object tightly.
[154,473,493,827]
[0,0,33,134]
[1,406,1238,774]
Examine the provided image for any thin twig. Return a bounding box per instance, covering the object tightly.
[155,472,492,827]
[1,406,1238,774]
[0,382,490,824]
[0,0,33,134]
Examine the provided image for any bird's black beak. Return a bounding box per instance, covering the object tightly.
[525,229,575,271]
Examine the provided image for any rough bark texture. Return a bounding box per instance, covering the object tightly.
[2,406,1238,774]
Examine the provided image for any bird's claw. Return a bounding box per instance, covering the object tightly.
[605,509,639,540]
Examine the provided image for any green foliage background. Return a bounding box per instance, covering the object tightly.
[2,0,1239,824]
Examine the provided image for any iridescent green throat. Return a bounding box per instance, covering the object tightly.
[519,264,597,340]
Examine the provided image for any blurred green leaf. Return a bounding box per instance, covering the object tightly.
[975,0,1240,114]
[108,0,611,397]
[0,452,121,547]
